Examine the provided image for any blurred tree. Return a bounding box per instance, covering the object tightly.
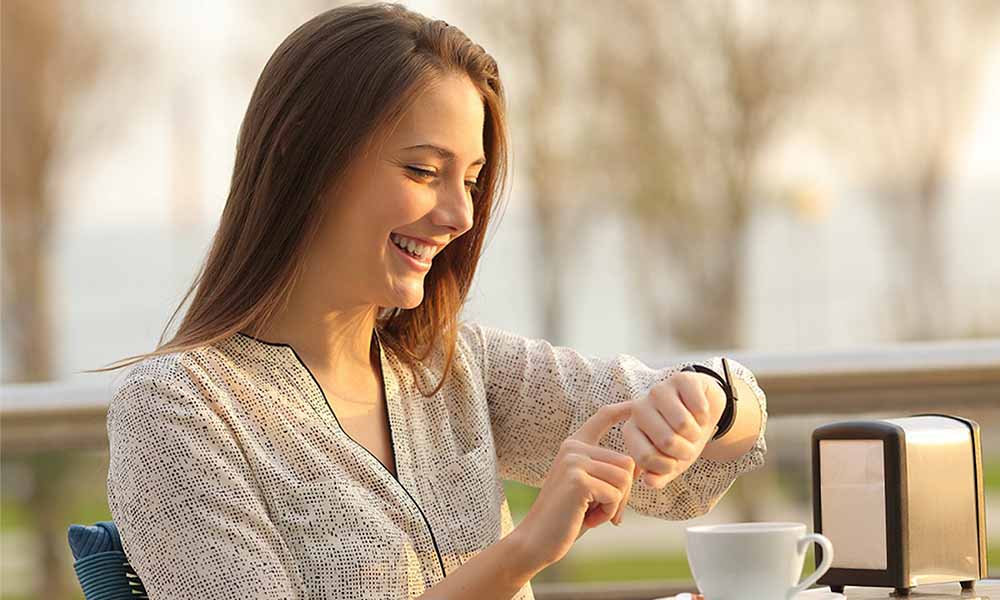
[589,0,836,351]
[2,0,83,384]
[461,0,837,351]
[453,0,596,343]
[2,2,131,596]
[2,3,100,595]
[460,0,837,526]
[516,1,577,344]
[0,0,102,598]
[830,0,1000,341]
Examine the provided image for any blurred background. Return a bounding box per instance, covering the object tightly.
[2,0,999,598]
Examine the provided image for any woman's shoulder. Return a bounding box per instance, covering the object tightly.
[454,319,501,367]
[454,319,510,354]
[110,341,237,413]
[113,352,180,394]
[455,319,537,362]
[455,319,483,353]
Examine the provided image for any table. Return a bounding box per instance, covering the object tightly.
[532,579,1000,600]
[649,579,1000,599]
[827,579,1000,598]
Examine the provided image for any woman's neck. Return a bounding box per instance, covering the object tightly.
[255,291,380,379]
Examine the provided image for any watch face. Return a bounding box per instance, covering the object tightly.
[720,358,736,400]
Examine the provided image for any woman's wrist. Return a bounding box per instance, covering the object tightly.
[700,374,762,461]
[417,526,545,599]
[503,525,549,579]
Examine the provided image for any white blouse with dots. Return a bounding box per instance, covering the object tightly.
[106,320,768,600]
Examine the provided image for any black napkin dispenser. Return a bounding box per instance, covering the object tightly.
[811,414,988,596]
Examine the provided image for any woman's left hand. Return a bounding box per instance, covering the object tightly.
[611,372,727,524]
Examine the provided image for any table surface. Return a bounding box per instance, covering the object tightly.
[831,579,999,599]
[652,579,1000,599]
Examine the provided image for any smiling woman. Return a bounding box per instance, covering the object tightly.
[104,5,509,381]
[100,3,767,600]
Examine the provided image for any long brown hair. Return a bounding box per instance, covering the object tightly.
[103,2,509,396]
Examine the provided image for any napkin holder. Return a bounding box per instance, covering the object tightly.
[811,414,988,596]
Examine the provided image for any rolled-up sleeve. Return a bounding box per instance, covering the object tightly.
[106,362,303,599]
[458,321,767,521]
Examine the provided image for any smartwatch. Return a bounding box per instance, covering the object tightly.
[680,357,738,440]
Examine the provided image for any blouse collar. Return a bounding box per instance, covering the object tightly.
[223,329,395,389]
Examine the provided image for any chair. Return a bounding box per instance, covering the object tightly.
[67,520,148,599]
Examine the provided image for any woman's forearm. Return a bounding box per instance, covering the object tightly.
[699,373,763,461]
[418,528,545,600]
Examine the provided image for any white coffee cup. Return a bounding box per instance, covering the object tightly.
[685,522,834,600]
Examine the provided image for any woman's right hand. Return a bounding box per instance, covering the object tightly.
[513,401,637,569]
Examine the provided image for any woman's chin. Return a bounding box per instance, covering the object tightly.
[390,286,424,310]
[399,298,423,310]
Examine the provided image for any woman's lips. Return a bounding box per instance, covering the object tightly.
[388,238,432,271]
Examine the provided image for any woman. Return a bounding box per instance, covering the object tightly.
[105,3,768,599]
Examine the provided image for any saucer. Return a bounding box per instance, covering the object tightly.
[654,588,845,600]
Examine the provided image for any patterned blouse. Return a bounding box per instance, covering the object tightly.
[106,320,768,599]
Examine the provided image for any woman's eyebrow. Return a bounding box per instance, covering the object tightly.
[402,143,486,167]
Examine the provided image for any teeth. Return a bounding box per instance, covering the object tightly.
[391,233,436,260]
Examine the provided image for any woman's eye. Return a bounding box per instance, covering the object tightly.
[406,166,436,179]
[406,166,478,193]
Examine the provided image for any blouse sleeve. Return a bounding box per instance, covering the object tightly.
[106,362,303,599]
[458,321,768,520]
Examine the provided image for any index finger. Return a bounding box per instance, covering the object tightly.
[571,401,633,445]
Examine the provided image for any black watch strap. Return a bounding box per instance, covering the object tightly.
[680,357,738,440]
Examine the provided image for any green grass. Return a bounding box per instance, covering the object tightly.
[984,459,1000,492]
[0,497,31,531]
[558,547,812,583]
[552,545,1000,583]
[1,453,113,531]
[558,552,694,581]
[503,480,540,515]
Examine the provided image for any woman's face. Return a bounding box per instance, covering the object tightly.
[307,74,485,311]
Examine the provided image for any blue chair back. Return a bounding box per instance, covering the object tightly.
[67,521,147,599]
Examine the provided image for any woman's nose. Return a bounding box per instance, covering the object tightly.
[432,179,474,235]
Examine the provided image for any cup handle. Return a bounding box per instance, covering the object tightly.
[788,533,834,598]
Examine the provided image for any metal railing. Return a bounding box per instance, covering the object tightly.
[5,337,999,453]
